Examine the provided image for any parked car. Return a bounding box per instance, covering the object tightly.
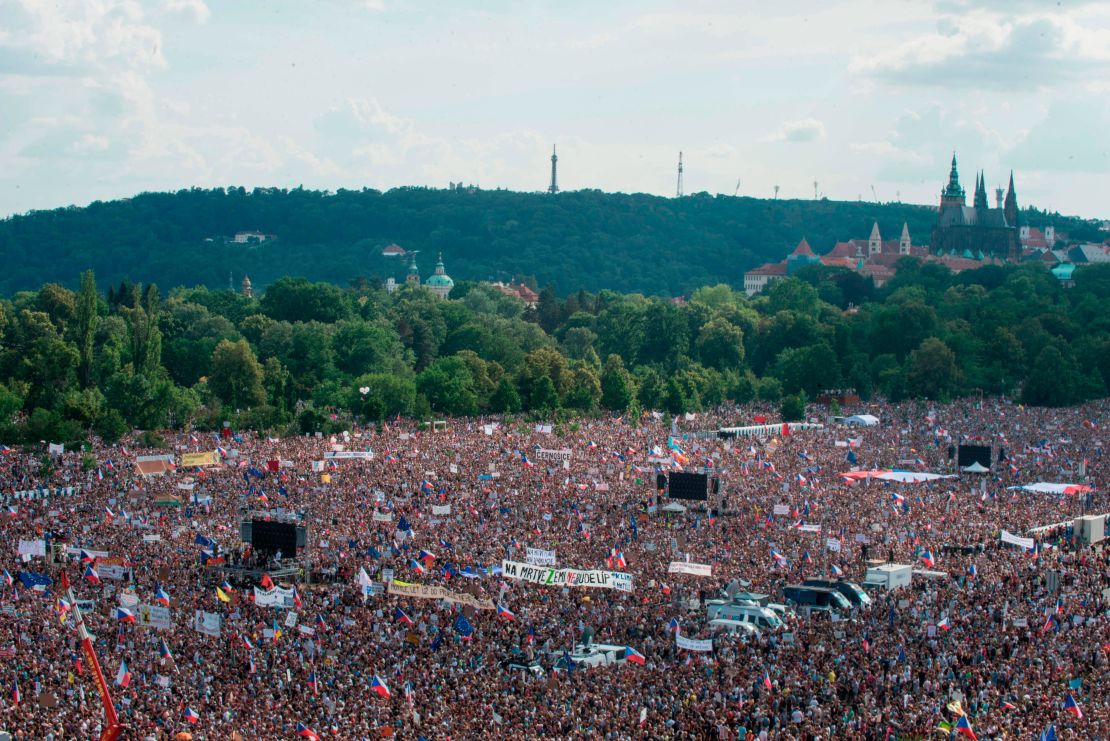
[802,579,872,607]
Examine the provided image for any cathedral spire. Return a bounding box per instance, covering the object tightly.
[1003,170,1018,227]
[974,170,989,209]
[943,152,965,200]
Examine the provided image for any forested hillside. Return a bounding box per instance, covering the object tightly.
[2,260,1108,448]
[0,186,1102,296]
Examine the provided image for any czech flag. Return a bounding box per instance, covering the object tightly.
[315,614,328,631]
[803,550,813,565]
[418,549,436,564]
[11,682,19,707]
[307,670,319,695]
[184,707,200,724]
[623,646,646,665]
[526,625,536,644]
[370,674,391,699]
[153,585,170,607]
[79,549,97,564]
[410,559,426,575]
[668,617,680,632]
[762,673,773,691]
[84,565,101,584]
[394,607,413,625]
[296,723,321,741]
[966,564,977,579]
[830,564,844,577]
[114,660,131,688]
[104,506,115,520]
[920,550,935,568]
[2,569,13,587]
[937,617,951,631]
[1063,693,1083,719]
[241,634,254,651]
[497,604,515,621]
[116,607,136,623]
[608,548,626,569]
[954,715,978,740]
[159,638,174,662]
[771,549,789,567]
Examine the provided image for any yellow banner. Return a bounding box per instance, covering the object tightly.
[181,451,218,467]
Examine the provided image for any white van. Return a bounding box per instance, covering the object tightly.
[709,618,761,639]
[706,604,784,631]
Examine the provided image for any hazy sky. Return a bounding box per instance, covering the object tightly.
[1,0,1108,219]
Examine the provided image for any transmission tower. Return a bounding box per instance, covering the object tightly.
[676,152,684,197]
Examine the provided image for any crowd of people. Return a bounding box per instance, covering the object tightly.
[1,396,1107,740]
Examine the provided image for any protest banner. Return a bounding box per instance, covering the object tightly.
[1001,530,1035,550]
[17,539,46,558]
[826,538,842,552]
[525,547,557,566]
[676,633,713,652]
[324,451,374,460]
[431,504,452,516]
[667,561,713,577]
[799,524,822,533]
[501,560,633,592]
[772,504,791,516]
[138,603,171,630]
[253,586,297,608]
[181,452,217,467]
[372,511,393,523]
[387,580,495,610]
[193,610,222,637]
[535,448,572,463]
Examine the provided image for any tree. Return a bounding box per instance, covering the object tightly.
[489,377,522,413]
[1022,345,1082,407]
[352,373,416,420]
[564,363,602,410]
[416,356,479,416]
[696,317,745,370]
[260,277,350,324]
[208,339,266,409]
[905,337,961,400]
[600,354,635,411]
[780,391,806,422]
[74,270,99,388]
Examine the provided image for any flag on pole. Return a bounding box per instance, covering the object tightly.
[114,660,131,687]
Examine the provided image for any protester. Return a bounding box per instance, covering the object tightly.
[0,396,1106,739]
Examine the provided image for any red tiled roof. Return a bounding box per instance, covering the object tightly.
[792,238,815,256]
[746,262,787,276]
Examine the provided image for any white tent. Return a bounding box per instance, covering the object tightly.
[844,414,879,427]
[961,462,990,473]
[1007,482,1092,495]
[661,502,687,513]
[875,471,956,483]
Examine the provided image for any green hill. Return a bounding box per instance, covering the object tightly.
[0,186,1101,296]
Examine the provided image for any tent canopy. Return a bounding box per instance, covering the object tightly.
[961,462,990,473]
[1008,482,1092,495]
[841,470,955,483]
[844,414,879,427]
[661,502,687,513]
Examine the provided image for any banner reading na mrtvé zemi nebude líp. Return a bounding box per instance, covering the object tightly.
[501,560,633,592]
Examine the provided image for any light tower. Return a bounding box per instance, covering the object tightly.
[548,145,558,194]
[676,151,684,197]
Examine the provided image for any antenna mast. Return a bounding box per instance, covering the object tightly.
[676,151,684,197]
[548,145,558,194]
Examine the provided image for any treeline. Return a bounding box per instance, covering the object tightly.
[1,258,1108,447]
[0,186,1103,297]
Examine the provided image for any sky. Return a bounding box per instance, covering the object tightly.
[0,0,1108,219]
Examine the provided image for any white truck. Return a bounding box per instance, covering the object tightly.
[862,563,912,591]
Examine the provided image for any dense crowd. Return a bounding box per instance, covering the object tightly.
[1,396,1107,740]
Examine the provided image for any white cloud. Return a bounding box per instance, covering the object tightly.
[162,0,211,24]
[851,11,1110,91]
[766,118,826,143]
